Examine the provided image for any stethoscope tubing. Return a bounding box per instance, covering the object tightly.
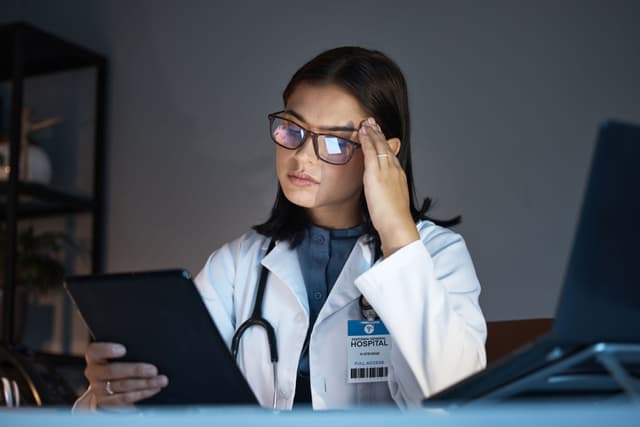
[230,237,379,408]
[231,239,278,407]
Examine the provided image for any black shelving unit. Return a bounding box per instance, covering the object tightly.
[0,22,107,349]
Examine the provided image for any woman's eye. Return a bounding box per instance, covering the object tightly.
[285,126,303,138]
[323,137,347,154]
[281,119,301,130]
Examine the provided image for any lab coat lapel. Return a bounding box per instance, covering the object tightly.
[314,237,374,325]
[260,240,310,318]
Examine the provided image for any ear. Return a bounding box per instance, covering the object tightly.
[387,137,401,156]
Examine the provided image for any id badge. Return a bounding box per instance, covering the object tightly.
[347,320,391,383]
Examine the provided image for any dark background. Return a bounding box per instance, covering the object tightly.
[1,0,639,340]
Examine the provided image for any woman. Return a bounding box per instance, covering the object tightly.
[77,46,486,410]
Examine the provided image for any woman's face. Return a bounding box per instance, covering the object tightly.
[276,83,368,229]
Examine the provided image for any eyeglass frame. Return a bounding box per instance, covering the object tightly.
[267,110,362,165]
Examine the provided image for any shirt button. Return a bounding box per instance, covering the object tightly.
[313,291,323,300]
[278,387,291,400]
[312,234,325,244]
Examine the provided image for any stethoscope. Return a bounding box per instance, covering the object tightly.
[230,239,378,408]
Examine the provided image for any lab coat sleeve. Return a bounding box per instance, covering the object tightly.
[354,226,487,407]
[194,237,244,349]
[71,388,97,411]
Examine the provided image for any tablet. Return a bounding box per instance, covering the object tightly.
[64,269,258,406]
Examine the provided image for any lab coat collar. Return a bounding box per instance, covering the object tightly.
[260,239,310,318]
[315,235,374,326]
[259,235,375,326]
[357,236,374,265]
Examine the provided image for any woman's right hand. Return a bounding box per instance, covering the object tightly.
[84,342,169,407]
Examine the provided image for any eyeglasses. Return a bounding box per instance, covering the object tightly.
[268,111,361,165]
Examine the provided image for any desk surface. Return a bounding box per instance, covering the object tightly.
[1,404,639,427]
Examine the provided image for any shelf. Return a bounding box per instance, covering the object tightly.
[0,181,94,219]
[0,22,106,81]
[1,20,106,355]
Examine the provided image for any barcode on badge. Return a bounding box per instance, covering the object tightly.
[349,366,389,379]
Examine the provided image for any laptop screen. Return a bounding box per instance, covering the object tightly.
[552,121,640,343]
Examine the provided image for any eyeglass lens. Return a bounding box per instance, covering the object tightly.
[270,116,355,164]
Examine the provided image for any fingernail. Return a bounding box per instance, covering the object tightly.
[144,365,158,376]
[367,117,376,125]
[154,375,169,387]
[111,344,126,356]
[359,126,368,135]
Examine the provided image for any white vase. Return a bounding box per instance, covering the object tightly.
[0,144,52,184]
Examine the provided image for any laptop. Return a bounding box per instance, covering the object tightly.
[425,120,640,405]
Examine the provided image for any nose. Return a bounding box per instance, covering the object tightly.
[294,132,317,163]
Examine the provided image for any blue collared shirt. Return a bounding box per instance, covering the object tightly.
[295,223,366,376]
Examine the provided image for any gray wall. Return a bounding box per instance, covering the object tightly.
[0,0,19,21]
[3,1,640,321]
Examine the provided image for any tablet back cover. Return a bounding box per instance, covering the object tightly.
[65,269,258,406]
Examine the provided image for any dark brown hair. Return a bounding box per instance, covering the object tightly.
[254,47,460,256]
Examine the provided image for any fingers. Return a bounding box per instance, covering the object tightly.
[359,117,398,168]
[359,116,416,252]
[367,117,394,156]
[359,120,381,171]
[98,387,164,407]
[87,362,159,383]
[86,342,126,364]
[100,376,169,395]
[84,342,169,407]
[90,365,168,406]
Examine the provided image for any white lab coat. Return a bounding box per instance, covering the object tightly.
[194,220,486,410]
[73,220,486,410]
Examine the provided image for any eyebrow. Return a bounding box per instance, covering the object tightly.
[285,109,359,132]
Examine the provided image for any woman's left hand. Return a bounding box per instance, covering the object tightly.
[359,117,419,257]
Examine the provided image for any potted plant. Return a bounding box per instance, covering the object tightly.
[0,225,68,342]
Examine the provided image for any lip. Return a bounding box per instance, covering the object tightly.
[287,171,319,186]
